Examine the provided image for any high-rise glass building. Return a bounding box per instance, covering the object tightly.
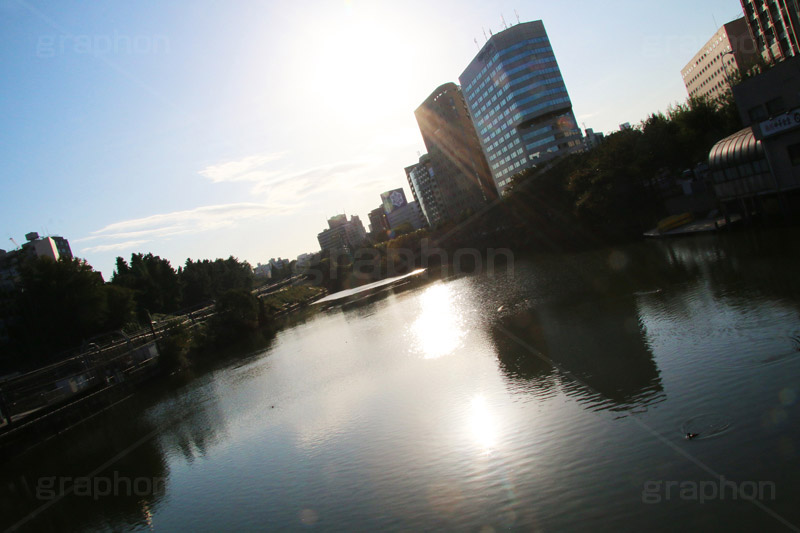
[459,20,583,194]
[414,83,498,222]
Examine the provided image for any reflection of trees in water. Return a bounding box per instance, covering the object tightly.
[0,397,168,532]
[0,364,233,532]
[151,382,229,464]
[658,230,800,317]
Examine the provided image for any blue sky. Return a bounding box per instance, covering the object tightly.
[0,0,745,278]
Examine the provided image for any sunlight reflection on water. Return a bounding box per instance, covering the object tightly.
[410,283,467,359]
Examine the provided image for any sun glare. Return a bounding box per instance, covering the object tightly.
[300,6,415,119]
[411,284,466,359]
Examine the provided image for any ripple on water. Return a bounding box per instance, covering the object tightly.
[680,413,733,440]
[713,336,800,370]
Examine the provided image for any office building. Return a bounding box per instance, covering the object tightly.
[459,20,583,194]
[51,236,73,260]
[380,189,427,231]
[583,128,605,150]
[740,0,800,62]
[681,18,759,101]
[387,201,425,231]
[405,154,445,227]
[317,214,367,253]
[414,83,498,220]
[368,207,389,236]
[19,232,72,262]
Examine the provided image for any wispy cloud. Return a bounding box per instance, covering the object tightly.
[200,153,379,206]
[198,153,285,183]
[198,152,378,207]
[80,240,150,254]
[79,153,383,259]
[251,159,375,198]
[78,202,288,254]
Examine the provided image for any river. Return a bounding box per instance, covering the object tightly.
[2,228,800,532]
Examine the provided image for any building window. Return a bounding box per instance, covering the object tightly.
[788,143,800,166]
[766,97,786,116]
[748,105,768,122]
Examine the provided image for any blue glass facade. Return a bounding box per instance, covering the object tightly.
[459,21,583,194]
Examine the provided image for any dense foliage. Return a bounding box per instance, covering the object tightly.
[2,253,272,369]
[3,257,136,367]
[110,254,254,316]
[497,95,742,244]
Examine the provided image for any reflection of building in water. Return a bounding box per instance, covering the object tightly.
[492,297,664,411]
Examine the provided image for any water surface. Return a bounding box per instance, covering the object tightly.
[3,229,800,532]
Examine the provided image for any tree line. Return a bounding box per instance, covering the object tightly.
[1,253,269,370]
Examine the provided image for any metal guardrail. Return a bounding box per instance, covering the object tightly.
[0,334,161,430]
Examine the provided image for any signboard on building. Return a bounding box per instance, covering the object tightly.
[381,189,407,214]
[760,108,800,138]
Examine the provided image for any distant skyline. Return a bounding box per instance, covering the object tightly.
[1,0,745,278]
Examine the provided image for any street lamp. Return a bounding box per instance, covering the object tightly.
[721,49,737,86]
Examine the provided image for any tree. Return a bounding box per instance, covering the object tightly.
[10,257,108,362]
[211,289,259,340]
[179,256,254,308]
[111,253,180,316]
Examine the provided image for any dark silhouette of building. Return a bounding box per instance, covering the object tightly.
[405,154,446,227]
[368,206,389,236]
[414,83,498,222]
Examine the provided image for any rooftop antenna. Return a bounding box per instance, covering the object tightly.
[501,14,508,29]
[515,9,520,24]
[482,27,487,42]
[9,237,19,250]
[712,14,719,29]
[474,37,479,50]
[489,28,493,36]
